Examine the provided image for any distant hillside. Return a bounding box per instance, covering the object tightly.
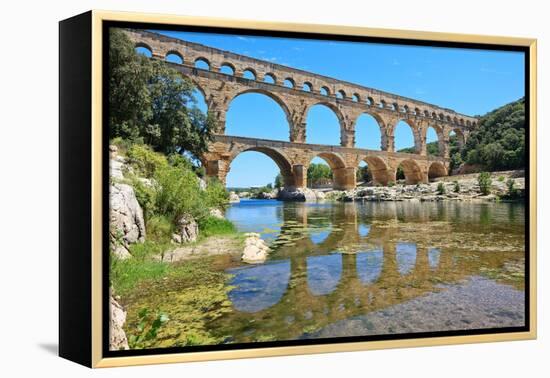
[460,97,525,171]
[397,98,525,172]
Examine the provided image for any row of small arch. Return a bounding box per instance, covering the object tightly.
[134,42,476,127]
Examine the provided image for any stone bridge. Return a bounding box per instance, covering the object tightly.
[124,29,479,188]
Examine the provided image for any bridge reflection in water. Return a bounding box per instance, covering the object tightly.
[215,201,525,343]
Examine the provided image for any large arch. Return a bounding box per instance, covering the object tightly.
[425,124,446,157]
[225,90,291,140]
[307,152,350,190]
[428,161,447,180]
[354,112,385,150]
[360,156,392,186]
[227,147,295,189]
[393,120,418,153]
[305,102,345,146]
[396,159,424,185]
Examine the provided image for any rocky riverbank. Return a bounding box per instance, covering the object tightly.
[239,171,525,203]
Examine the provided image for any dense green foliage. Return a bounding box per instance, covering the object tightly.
[274,173,283,188]
[478,172,492,195]
[356,165,372,183]
[198,216,237,238]
[121,143,229,224]
[461,98,525,171]
[109,29,214,156]
[307,163,332,187]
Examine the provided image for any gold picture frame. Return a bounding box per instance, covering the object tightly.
[59,9,537,368]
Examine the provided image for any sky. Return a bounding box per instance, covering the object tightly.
[146,29,525,188]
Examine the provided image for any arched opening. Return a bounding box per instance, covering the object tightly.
[219,63,235,75]
[426,126,440,156]
[263,73,276,84]
[396,159,424,185]
[394,120,416,153]
[135,44,152,57]
[307,153,346,190]
[305,103,342,146]
[165,51,183,64]
[242,69,256,80]
[302,82,312,92]
[336,90,346,99]
[355,113,383,150]
[352,93,360,102]
[450,129,465,149]
[194,57,210,70]
[226,91,290,141]
[225,148,294,190]
[307,254,343,296]
[320,86,330,96]
[283,78,294,88]
[428,161,447,180]
[367,97,375,106]
[356,161,370,186]
[191,86,208,114]
[360,156,391,186]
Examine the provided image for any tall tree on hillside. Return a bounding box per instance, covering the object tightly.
[108,28,214,156]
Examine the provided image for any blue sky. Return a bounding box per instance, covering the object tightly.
[149,30,525,188]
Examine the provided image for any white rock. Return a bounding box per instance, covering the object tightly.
[109,295,129,350]
[209,208,224,219]
[229,191,240,203]
[176,214,198,243]
[241,235,270,263]
[110,159,124,180]
[110,183,146,246]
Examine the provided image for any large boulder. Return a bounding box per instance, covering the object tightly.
[229,191,240,203]
[278,188,316,202]
[174,214,199,243]
[242,233,270,264]
[110,183,146,247]
[209,208,224,219]
[109,294,129,350]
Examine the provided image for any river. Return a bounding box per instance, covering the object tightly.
[212,199,526,343]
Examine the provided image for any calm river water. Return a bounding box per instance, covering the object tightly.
[213,199,526,343]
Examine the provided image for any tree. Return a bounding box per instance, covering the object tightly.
[307,163,332,187]
[274,173,283,188]
[478,172,492,195]
[108,28,214,156]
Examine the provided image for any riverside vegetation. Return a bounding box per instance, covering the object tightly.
[107,26,526,350]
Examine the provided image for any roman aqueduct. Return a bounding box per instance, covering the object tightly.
[124,29,479,189]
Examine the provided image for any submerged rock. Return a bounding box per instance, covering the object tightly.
[110,183,146,247]
[109,294,129,350]
[242,233,270,264]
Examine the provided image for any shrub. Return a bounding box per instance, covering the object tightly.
[388,181,395,187]
[199,216,236,237]
[498,175,505,182]
[437,182,446,195]
[203,178,230,211]
[146,215,174,243]
[127,144,168,178]
[506,178,519,198]
[129,175,157,219]
[453,180,460,193]
[478,172,492,195]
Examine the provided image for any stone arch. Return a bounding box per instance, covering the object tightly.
[134,42,153,56]
[361,156,392,186]
[283,77,295,88]
[396,159,424,185]
[336,90,346,99]
[194,57,210,70]
[354,111,385,150]
[242,68,257,80]
[165,50,183,64]
[229,146,295,188]
[391,119,420,153]
[424,123,446,157]
[219,62,236,75]
[352,93,360,102]
[308,152,351,190]
[302,82,313,92]
[428,161,447,180]
[320,86,330,96]
[305,102,345,146]
[450,128,466,148]
[226,89,292,139]
[263,73,276,84]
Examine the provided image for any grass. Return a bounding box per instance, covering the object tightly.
[199,216,237,238]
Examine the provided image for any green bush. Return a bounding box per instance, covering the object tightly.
[129,175,157,219]
[498,175,505,182]
[478,172,492,195]
[506,178,519,198]
[127,144,168,178]
[199,216,236,237]
[437,182,446,195]
[146,215,174,243]
[453,180,460,193]
[203,178,230,211]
